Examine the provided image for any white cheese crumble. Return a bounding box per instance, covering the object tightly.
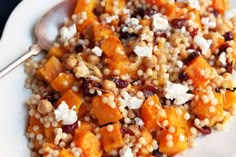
[54,101,77,125]
[134,45,152,57]
[225,9,236,20]
[119,146,134,157]
[134,117,144,126]
[119,91,144,109]
[201,17,216,29]
[60,24,77,42]
[124,17,142,32]
[188,0,200,10]
[91,46,103,56]
[164,81,194,105]
[152,13,169,32]
[194,35,212,55]
[218,52,227,66]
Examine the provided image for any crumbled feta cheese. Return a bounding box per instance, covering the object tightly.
[54,101,77,125]
[188,0,200,10]
[119,91,144,109]
[164,81,194,105]
[177,60,183,68]
[194,35,212,55]
[201,17,216,29]
[105,15,118,23]
[60,24,77,42]
[119,146,134,157]
[91,46,103,56]
[124,17,142,32]
[134,117,144,126]
[225,9,236,20]
[134,45,152,57]
[152,13,169,32]
[218,52,227,66]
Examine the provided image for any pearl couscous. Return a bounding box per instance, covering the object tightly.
[24,0,236,156]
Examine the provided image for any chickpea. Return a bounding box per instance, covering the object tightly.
[143,55,157,68]
[102,80,116,91]
[64,55,78,70]
[87,54,100,65]
[37,99,54,114]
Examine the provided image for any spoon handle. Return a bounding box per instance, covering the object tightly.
[0,44,42,79]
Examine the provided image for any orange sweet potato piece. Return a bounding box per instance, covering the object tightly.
[47,46,66,59]
[100,123,124,152]
[104,0,125,14]
[146,0,167,7]
[27,116,44,134]
[91,93,122,125]
[37,56,64,84]
[185,54,215,87]
[158,128,188,156]
[192,90,224,126]
[74,121,96,139]
[55,90,83,112]
[74,131,102,157]
[223,89,236,110]
[51,73,76,94]
[141,94,166,130]
[100,35,123,58]
[93,24,114,42]
[136,129,154,156]
[107,55,132,75]
[58,149,74,157]
[212,0,230,14]
[74,0,97,33]
[186,9,202,31]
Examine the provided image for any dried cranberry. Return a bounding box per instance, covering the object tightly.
[93,5,104,17]
[44,95,57,104]
[80,78,101,96]
[74,44,84,53]
[152,149,163,157]
[184,52,200,65]
[141,85,157,98]
[198,126,211,135]
[109,77,129,88]
[179,71,188,82]
[135,7,146,18]
[190,28,199,38]
[156,33,168,38]
[218,43,229,54]
[225,61,233,74]
[120,127,135,136]
[212,9,219,17]
[120,32,138,40]
[223,31,234,41]
[170,18,186,29]
[62,121,78,134]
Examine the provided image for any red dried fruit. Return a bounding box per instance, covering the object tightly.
[80,77,101,96]
[170,18,186,29]
[120,127,135,136]
[184,52,200,65]
[109,77,129,88]
[152,149,163,157]
[141,85,157,98]
[62,121,78,134]
[198,126,211,135]
[223,31,234,41]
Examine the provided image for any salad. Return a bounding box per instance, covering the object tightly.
[24,0,236,156]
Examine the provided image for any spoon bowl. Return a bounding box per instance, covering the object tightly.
[0,0,77,78]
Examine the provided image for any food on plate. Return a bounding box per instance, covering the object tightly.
[24,0,236,156]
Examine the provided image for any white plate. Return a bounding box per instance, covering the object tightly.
[0,1,236,157]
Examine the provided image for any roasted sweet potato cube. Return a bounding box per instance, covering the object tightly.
[58,149,74,157]
[223,89,236,111]
[27,116,44,134]
[37,56,63,83]
[92,92,122,125]
[47,46,66,59]
[136,129,154,156]
[74,131,102,157]
[158,128,188,156]
[108,55,131,75]
[146,0,167,7]
[93,24,114,42]
[185,55,215,87]
[74,121,96,139]
[100,35,123,58]
[141,94,166,130]
[212,0,230,14]
[51,73,75,94]
[192,90,224,126]
[104,0,125,14]
[100,123,124,152]
[55,90,83,112]
[44,127,55,143]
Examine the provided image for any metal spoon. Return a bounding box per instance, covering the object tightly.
[0,0,77,78]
